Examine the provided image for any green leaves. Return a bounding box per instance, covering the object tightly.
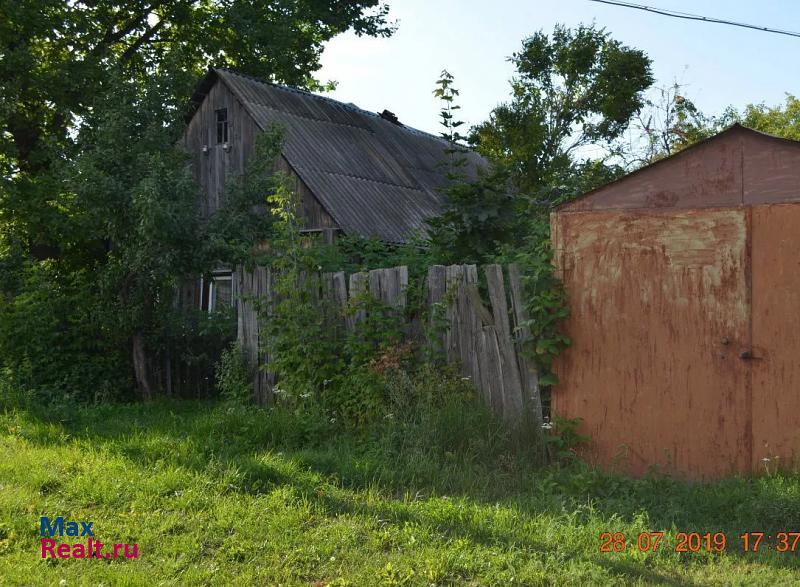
[471,24,653,194]
[435,70,468,147]
[738,95,800,141]
[1,1,394,401]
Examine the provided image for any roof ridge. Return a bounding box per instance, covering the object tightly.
[213,67,455,145]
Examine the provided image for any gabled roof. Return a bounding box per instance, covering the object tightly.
[189,68,488,243]
[558,124,800,213]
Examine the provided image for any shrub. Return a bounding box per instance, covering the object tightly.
[215,342,251,404]
[0,261,129,406]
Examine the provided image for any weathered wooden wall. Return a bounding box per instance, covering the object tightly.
[235,263,546,438]
[182,77,338,229]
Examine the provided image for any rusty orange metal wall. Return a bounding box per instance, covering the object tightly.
[751,204,800,471]
[551,208,753,479]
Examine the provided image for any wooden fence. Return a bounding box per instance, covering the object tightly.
[235,263,544,432]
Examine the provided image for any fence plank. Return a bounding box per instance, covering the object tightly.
[485,264,525,423]
[332,271,348,313]
[508,264,546,454]
[234,261,545,431]
[444,265,464,364]
[396,266,408,308]
[424,265,447,357]
[348,271,368,330]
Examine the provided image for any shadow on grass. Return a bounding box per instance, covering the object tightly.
[10,399,800,580]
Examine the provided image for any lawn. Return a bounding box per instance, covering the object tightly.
[1,399,799,586]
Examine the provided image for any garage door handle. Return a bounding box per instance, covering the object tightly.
[740,350,762,361]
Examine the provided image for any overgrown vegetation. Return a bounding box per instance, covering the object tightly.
[0,0,394,404]
[2,399,799,585]
[1,10,799,583]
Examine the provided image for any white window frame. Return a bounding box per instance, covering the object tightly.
[207,270,233,313]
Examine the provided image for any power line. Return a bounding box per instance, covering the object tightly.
[587,0,800,39]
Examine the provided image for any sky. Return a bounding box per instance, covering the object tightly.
[318,0,800,136]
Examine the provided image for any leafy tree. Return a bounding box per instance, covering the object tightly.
[427,28,651,410]
[205,126,286,266]
[0,1,393,401]
[427,71,516,265]
[627,91,800,166]
[1,0,392,259]
[68,72,203,399]
[471,24,653,194]
[624,83,723,166]
[733,94,800,141]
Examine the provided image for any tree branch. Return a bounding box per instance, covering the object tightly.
[92,3,163,56]
[120,18,166,63]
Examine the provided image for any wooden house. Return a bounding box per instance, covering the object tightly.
[182,68,487,311]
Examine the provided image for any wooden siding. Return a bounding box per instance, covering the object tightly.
[182,78,337,229]
[275,157,338,229]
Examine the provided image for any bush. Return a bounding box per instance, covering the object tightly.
[215,342,252,404]
[0,261,129,406]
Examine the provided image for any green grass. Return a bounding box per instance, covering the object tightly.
[1,397,800,586]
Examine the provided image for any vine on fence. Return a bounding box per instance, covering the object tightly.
[255,180,421,427]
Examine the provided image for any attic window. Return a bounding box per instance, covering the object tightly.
[215,108,228,144]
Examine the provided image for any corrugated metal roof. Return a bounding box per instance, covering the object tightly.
[195,68,488,242]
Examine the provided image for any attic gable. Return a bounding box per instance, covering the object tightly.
[559,125,800,213]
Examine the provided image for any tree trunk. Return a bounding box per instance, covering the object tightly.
[132,333,153,401]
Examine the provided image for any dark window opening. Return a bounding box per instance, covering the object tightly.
[215,108,228,144]
[201,270,233,313]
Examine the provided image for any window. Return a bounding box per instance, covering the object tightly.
[200,270,233,313]
[215,108,228,144]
